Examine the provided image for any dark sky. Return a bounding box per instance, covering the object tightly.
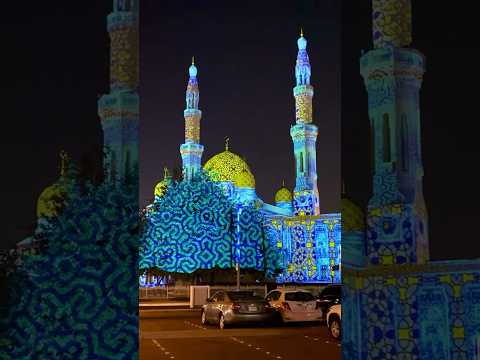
[342,2,480,260]
[140,0,341,210]
[0,1,108,250]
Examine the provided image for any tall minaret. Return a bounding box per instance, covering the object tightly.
[98,0,139,184]
[361,0,429,265]
[290,29,320,216]
[180,57,204,181]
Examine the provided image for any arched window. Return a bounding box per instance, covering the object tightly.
[401,114,408,171]
[300,152,304,173]
[383,114,391,162]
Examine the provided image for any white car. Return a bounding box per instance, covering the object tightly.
[326,304,341,340]
[265,289,322,323]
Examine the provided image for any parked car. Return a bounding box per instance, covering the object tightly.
[265,289,322,323]
[316,284,341,318]
[326,304,341,340]
[201,291,277,329]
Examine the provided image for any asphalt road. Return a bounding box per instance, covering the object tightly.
[140,309,341,360]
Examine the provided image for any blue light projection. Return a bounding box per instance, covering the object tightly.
[0,180,139,359]
[139,172,281,276]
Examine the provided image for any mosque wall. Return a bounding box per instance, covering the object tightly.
[343,261,480,359]
[263,213,341,284]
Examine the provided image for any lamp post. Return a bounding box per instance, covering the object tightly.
[236,205,242,291]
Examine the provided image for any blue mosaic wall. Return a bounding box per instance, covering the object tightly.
[343,263,480,359]
[264,214,341,283]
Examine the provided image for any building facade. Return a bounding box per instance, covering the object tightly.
[343,1,480,358]
[147,32,341,284]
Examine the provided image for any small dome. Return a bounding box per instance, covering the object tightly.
[341,196,365,232]
[36,151,75,219]
[297,35,307,50]
[275,186,292,203]
[203,149,255,189]
[154,167,172,199]
[154,179,169,198]
[37,181,69,218]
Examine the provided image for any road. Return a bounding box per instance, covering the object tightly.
[140,309,340,360]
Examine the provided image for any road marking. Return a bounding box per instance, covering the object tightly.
[152,339,176,358]
[230,336,286,359]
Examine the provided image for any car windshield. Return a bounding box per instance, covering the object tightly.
[227,291,259,301]
[285,291,315,302]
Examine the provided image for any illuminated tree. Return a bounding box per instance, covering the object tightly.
[0,179,139,359]
[139,171,282,277]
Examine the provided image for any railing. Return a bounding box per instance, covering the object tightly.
[139,284,327,300]
[139,285,190,300]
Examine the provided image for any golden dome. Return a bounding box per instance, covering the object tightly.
[36,151,72,218]
[154,167,171,198]
[275,185,292,203]
[341,196,365,232]
[154,180,169,198]
[37,182,69,218]
[203,149,255,189]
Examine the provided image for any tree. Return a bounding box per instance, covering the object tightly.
[139,171,283,278]
[140,172,235,273]
[0,179,139,359]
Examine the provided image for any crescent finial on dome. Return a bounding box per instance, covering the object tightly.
[60,150,69,176]
[225,137,230,151]
[300,27,304,37]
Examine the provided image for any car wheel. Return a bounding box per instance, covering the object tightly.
[201,310,208,325]
[219,314,226,329]
[329,316,341,340]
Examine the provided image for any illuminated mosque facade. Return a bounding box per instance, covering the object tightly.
[342,1,480,358]
[150,31,341,284]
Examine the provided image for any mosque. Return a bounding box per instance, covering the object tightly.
[342,1,480,358]
[147,30,341,284]
[15,0,340,285]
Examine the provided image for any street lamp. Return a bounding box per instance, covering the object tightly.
[236,205,243,291]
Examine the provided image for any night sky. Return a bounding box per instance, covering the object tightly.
[1,1,479,261]
[140,0,341,210]
[343,2,480,260]
[0,1,109,250]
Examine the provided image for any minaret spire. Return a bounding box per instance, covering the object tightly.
[290,31,320,216]
[361,0,429,265]
[98,1,139,184]
[180,58,204,181]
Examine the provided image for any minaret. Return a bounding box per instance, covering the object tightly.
[361,0,429,265]
[180,57,204,181]
[290,29,320,216]
[98,0,139,184]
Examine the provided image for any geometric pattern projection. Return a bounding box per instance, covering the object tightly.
[264,213,341,284]
[0,181,139,359]
[139,172,280,275]
[342,268,480,359]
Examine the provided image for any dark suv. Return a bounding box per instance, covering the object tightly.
[316,284,341,319]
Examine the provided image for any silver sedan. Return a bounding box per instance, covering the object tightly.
[201,291,278,329]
